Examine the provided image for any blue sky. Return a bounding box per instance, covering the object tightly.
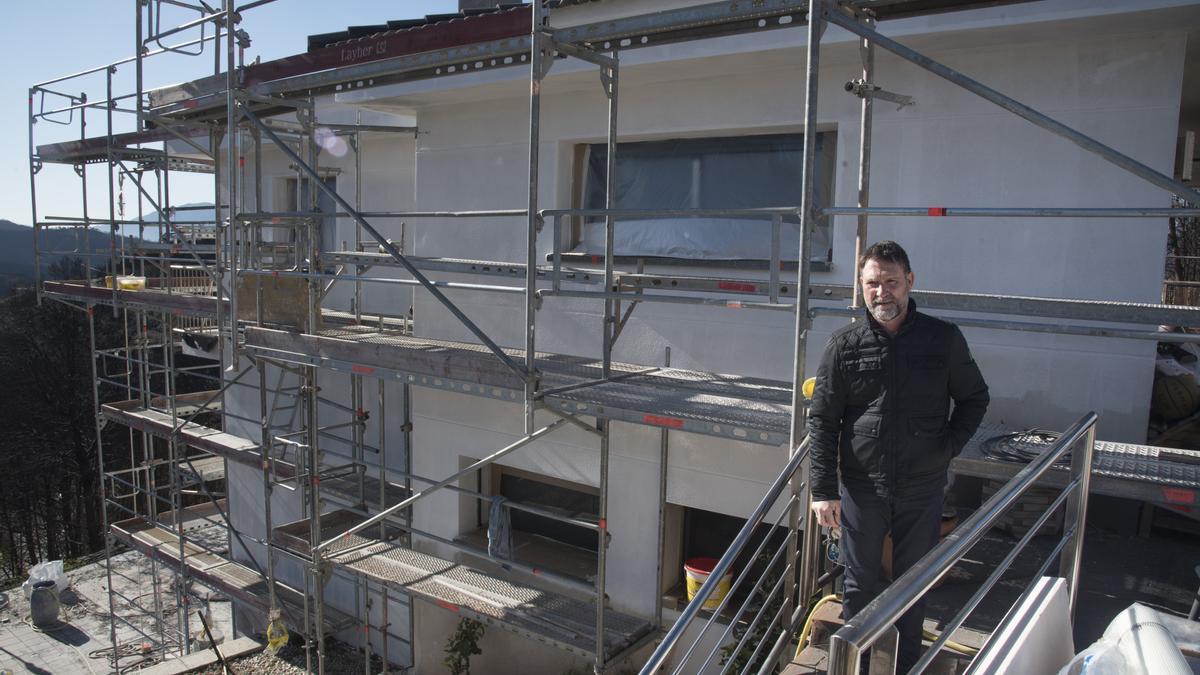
[2,1,461,225]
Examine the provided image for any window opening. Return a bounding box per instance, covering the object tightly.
[282,175,338,256]
[496,469,599,553]
[576,132,835,262]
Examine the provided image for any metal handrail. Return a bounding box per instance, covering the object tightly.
[640,437,810,675]
[827,411,1099,674]
[541,207,802,218]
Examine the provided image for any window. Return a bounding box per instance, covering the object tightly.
[496,468,599,552]
[280,176,338,255]
[575,132,835,263]
[460,466,600,581]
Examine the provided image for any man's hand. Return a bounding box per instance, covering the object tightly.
[811,499,841,528]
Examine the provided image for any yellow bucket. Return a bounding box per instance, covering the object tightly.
[104,275,147,291]
[684,557,732,610]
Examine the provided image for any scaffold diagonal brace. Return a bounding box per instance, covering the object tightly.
[823,7,1200,202]
[313,418,567,553]
[239,103,532,383]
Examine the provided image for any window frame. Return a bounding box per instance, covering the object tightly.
[485,465,601,555]
[564,130,836,271]
[275,174,339,254]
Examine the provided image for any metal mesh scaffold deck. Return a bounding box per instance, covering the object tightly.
[245,325,792,445]
[954,423,1200,507]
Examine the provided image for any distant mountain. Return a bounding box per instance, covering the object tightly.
[0,203,217,293]
[145,203,217,226]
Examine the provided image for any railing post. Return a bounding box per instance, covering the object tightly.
[869,625,898,675]
[830,611,897,675]
[828,634,861,675]
[1058,422,1096,620]
[799,457,822,602]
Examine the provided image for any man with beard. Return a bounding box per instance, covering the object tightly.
[807,240,989,672]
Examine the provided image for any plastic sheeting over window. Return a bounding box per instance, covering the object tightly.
[577,133,834,261]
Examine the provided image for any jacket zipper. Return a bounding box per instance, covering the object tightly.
[888,331,898,496]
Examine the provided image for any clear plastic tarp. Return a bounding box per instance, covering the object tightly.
[577,132,834,261]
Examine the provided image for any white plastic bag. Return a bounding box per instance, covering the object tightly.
[21,560,68,600]
[1059,604,1190,675]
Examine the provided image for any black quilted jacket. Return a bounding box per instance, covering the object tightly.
[808,300,990,501]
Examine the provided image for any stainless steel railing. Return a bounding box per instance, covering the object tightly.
[640,438,812,675]
[827,411,1099,675]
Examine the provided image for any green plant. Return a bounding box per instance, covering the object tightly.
[443,617,486,675]
[719,553,785,674]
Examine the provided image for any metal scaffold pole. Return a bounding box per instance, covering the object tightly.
[27,87,41,305]
[106,66,119,317]
[224,0,240,371]
[525,0,545,435]
[384,377,395,670]
[595,20,620,675]
[166,310,193,654]
[595,421,611,675]
[851,14,874,311]
[793,0,825,613]
[89,306,121,661]
[600,56,619,382]
[654,350,670,632]
[213,126,228,382]
[304,95,328,675]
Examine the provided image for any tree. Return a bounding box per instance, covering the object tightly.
[0,258,129,578]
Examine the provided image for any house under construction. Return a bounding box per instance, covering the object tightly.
[27,0,1200,673]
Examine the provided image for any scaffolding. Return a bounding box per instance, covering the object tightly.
[26,1,1200,674]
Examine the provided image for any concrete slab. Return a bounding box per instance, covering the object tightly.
[0,530,235,674]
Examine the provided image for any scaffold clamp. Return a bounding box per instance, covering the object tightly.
[844,79,914,110]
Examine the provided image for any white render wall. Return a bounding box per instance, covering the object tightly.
[225,2,1193,672]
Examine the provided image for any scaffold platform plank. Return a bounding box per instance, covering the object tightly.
[45,280,222,317]
[102,397,408,510]
[953,424,1200,508]
[102,397,283,474]
[327,532,655,661]
[45,265,1200,333]
[244,325,792,445]
[36,124,212,166]
[179,456,225,484]
[43,280,413,333]
[110,512,352,632]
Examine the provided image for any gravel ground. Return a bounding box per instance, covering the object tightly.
[196,638,398,674]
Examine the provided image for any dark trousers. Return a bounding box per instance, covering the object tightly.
[840,484,944,673]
